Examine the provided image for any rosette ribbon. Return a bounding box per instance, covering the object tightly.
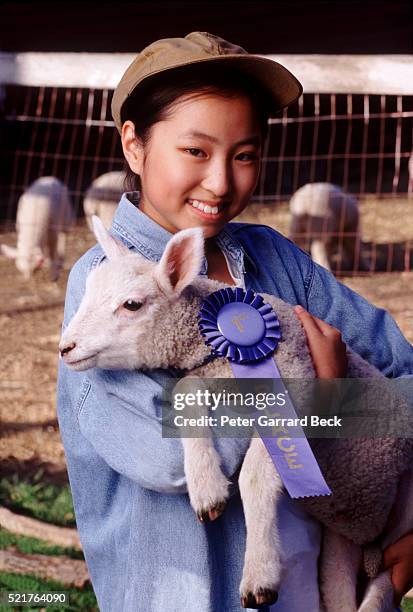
[199,287,331,499]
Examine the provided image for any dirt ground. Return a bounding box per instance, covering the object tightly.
[0,197,412,480]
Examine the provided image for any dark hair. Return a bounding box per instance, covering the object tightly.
[120,63,273,191]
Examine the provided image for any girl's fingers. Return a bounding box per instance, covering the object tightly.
[294,305,341,338]
[314,316,343,339]
[293,305,348,378]
[293,305,324,336]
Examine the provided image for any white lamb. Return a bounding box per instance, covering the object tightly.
[1,176,74,280]
[59,217,413,611]
[289,183,364,272]
[83,171,125,231]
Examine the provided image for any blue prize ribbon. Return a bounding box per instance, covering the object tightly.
[198,287,281,363]
[198,288,332,499]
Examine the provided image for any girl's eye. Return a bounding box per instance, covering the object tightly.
[185,148,206,158]
[236,152,259,162]
[123,300,142,311]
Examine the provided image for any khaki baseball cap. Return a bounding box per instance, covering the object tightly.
[111,31,303,133]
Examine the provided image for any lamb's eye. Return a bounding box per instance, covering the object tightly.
[123,300,142,311]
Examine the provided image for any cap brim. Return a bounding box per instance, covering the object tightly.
[193,54,303,112]
[113,54,302,133]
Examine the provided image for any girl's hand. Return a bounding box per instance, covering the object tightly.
[293,305,347,379]
[382,532,413,606]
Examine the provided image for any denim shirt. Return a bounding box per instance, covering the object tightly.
[57,192,413,612]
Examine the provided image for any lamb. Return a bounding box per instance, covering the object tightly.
[83,171,125,231]
[1,176,74,280]
[59,216,413,611]
[289,182,364,272]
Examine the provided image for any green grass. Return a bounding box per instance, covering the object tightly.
[0,528,83,560]
[0,472,75,527]
[402,598,413,611]
[0,471,98,610]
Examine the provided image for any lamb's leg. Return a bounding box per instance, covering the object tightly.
[182,436,230,522]
[320,528,361,612]
[51,231,66,281]
[47,230,64,281]
[238,437,284,609]
[178,376,230,522]
[357,572,394,612]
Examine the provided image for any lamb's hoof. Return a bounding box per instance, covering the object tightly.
[197,501,226,523]
[241,589,278,609]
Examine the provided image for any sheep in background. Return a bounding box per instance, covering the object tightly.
[1,176,74,280]
[59,218,413,611]
[83,171,125,231]
[289,183,364,272]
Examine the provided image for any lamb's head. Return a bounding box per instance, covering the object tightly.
[59,215,205,371]
[1,244,44,278]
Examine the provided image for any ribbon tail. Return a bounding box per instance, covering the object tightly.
[231,357,332,499]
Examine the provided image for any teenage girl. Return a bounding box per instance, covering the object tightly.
[57,32,413,612]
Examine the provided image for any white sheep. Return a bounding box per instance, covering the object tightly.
[83,171,125,231]
[1,176,74,280]
[289,183,364,272]
[59,217,413,611]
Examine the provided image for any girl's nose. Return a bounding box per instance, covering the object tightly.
[201,163,232,198]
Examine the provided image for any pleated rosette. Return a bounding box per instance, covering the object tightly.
[198,287,281,364]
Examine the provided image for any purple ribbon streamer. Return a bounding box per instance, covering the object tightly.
[231,357,332,499]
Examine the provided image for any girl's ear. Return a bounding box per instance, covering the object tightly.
[92,215,130,259]
[154,228,204,297]
[121,120,144,175]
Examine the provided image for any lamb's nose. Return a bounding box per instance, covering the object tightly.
[60,342,76,357]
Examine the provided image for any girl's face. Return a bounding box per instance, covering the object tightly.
[122,92,263,238]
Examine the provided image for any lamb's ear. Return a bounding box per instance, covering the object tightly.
[91,215,129,259]
[154,227,204,297]
[1,244,17,259]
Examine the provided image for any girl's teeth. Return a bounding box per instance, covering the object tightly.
[188,199,220,215]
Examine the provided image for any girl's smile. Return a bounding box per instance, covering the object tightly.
[122,93,263,238]
[186,198,223,215]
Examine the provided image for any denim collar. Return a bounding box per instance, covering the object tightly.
[111,192,256,277]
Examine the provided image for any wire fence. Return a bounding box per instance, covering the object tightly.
[259,92,413,200]
[0,53,412,275]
